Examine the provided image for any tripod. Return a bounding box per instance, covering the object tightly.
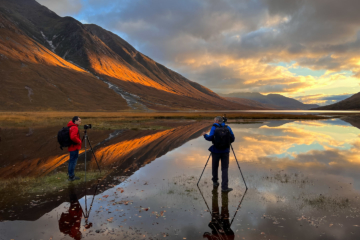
[197,144,248,190]
[197,185,247,228]
[82,129,102,183]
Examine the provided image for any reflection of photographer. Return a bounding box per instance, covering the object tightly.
[203,189,234,239]
[202,116,235,192]
[59,185,83,240]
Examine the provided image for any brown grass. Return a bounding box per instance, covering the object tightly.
[0,111,330,128]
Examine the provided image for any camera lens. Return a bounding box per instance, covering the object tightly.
[84,124,92,130]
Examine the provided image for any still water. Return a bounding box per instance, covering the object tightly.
[1,119,360,239]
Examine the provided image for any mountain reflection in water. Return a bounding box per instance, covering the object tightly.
[1,119,360,239]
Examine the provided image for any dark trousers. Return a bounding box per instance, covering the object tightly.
[68,150,79,178]
[212,152,229,190]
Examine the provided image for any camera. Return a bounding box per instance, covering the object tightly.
[222,114,227,123]
[84,124,92,130]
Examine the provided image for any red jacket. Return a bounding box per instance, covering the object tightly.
[67,121,82,152]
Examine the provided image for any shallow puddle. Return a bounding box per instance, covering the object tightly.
[1,119,360,239]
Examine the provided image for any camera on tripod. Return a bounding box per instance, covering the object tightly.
[222,114,227,124]
[84,124,92,130]
[82,123,101,174]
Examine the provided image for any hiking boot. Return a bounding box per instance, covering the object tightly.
[68,176,80,181]
[221,188,233,192]
[213,181,219,187]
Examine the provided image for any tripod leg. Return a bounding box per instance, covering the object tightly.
[86,137,102,174]
[231,144,248,190]
[85,134,87,183]
[197,153,212,186]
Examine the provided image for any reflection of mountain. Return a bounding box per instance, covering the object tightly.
[220,92,319,110]
[342,116,360,129]
[0,122,211,221]
[90,122,211,170]
[0,127,112,178]
[0,0,251,110]
[313,92,360,110]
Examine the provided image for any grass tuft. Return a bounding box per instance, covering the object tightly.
[0,171,103,195]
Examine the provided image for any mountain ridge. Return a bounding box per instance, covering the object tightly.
[0,12,130,111]
[0,0,261,111]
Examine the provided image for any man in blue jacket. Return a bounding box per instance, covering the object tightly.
[203,116,235,192]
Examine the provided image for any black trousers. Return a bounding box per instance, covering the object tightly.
[212,152,229,190]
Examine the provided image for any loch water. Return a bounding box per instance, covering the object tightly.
[1,119,360,239]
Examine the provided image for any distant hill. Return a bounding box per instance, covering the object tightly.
[224,97,275,109]
[0,0,259,111]
[220,92,319,110]
[313,92,360,110]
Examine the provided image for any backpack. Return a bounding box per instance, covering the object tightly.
[57,126,74,150]
[212,124,231,150]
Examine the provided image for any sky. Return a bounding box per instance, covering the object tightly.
[36,0,360,105]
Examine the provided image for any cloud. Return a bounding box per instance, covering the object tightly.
[43,0,360,95]
[36,0,83,16]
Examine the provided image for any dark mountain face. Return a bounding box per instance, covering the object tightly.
[220,92,319,110]
[224,97,274,109]
[266,94,319,109]
[313,92,360,110]
[0,0,256,111]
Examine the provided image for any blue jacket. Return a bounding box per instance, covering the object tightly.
[204,122,235,153]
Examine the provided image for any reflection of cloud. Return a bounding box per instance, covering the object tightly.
[231,121,360,163]
[256,141,360,177]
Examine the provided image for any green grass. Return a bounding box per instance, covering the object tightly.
[0,171,104,195]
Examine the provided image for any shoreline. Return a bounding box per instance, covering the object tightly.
[1,111,359,128]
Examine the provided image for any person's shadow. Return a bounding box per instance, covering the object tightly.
[203,188,235,240]
[58,185,84,240]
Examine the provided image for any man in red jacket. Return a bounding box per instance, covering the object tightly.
[67,116,82,181]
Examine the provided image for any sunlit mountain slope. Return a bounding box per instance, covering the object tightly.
[0,13,129,111]
[0,0,263,110]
